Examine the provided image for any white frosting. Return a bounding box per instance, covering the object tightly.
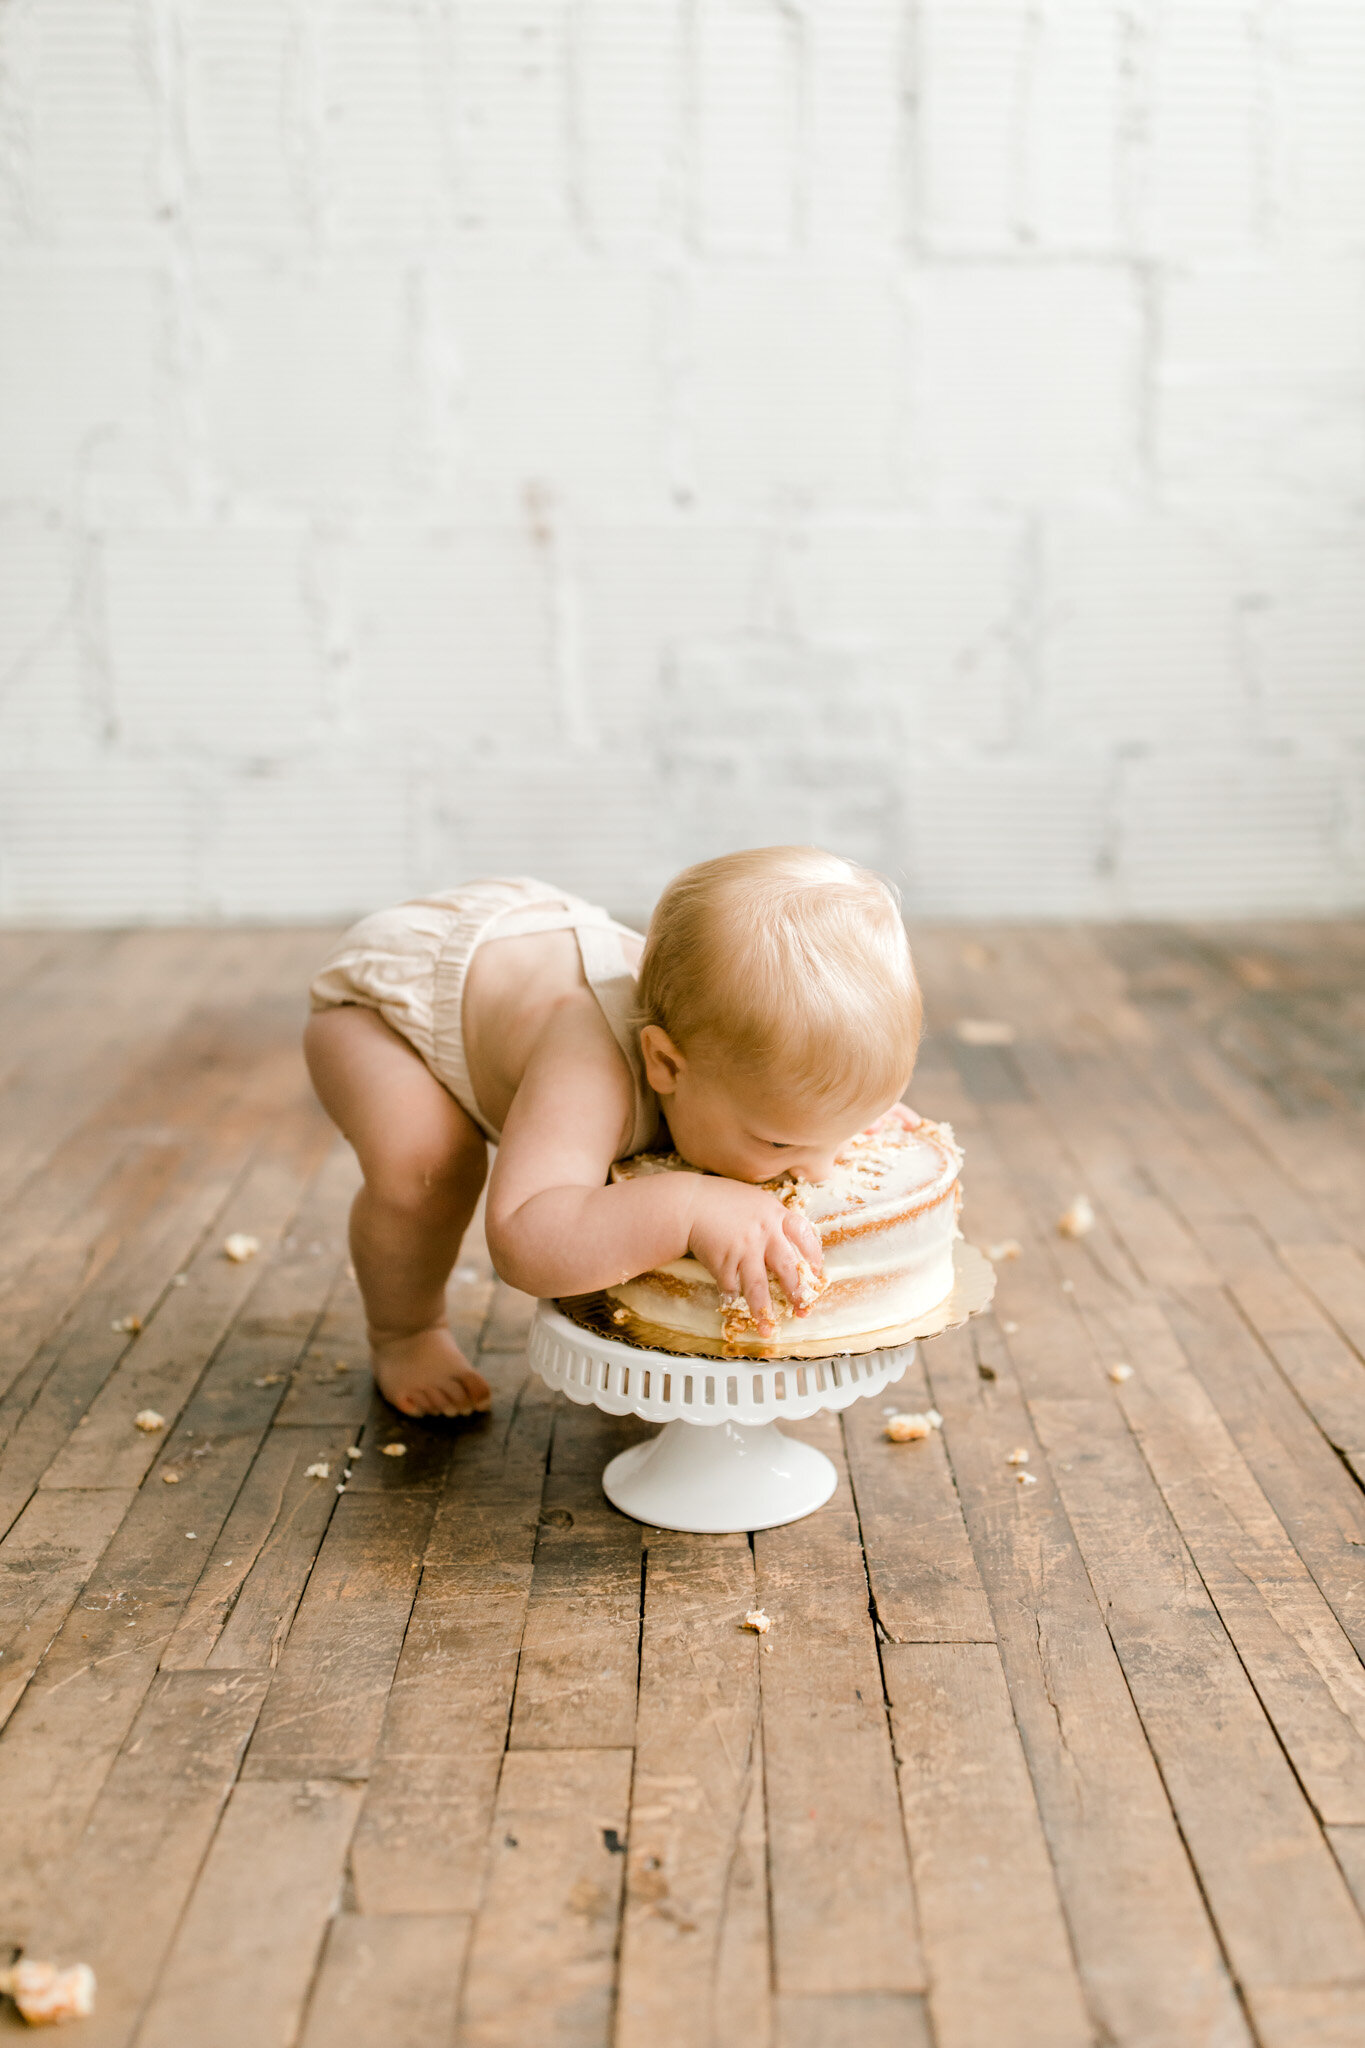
[607,1103,962,1348]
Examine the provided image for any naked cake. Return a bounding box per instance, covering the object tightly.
[604,1102,963,1356]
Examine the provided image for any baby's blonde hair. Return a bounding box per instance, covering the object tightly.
[637,846,922,1110]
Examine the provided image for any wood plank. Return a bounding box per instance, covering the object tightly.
[1056,926,1357,1252]
[0,1114,344,1932]
[457,1748,632,2048]
[134,1777,362,2048]
[0,1488,135,1729]
[1330,1826,1365,1917]
[546,1386,651,1476]
[1095,1296,1365,1825]
[299,1914,471,2048]
[509,1461,643,1752]
[931,1025,1365,1829]
[774,1995,932,2048]
[0,931,323,1433]
[922,992,1365,1785]
[16,1670,268,2048]
[0,1131,237,1533]
[0,930,323,1374]
[271,1267,375,1430]
[923,1324,1250,2047]
[353,1753,506,1922]
[1222,1257,1365,1457]
[482,1279,537,1354]
[755,1411,923,1999]
[1029,1389,1365,1988]
[1087,925,1365,1242]
[38,1095,334,1492]
[240,1489,436,1781]
[1281,1243,1365,1366]
[0,929,84,1008]
[159,1424,351,1671]
[1163,1282,1365,1659]
[920,1012,1365,1984]
[0,928,231,1212]
[884,1641,1091,2048]
[350,1355,554,1915]
[841,1342,994,1644]
[1242,1983,1365,2048]
[0,1376,306,1941]
[617,1530,766,2048]
[712,1731,773,2048]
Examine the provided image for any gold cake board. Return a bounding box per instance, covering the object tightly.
[557,1240,995,1364]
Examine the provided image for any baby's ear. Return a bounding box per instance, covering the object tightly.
[640,1023,684,1093]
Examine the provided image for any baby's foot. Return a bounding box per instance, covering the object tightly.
[370,1325,492,1418]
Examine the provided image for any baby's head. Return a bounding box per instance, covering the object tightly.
[636,846,922,1184]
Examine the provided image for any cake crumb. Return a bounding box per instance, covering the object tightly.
[382,1442,408,1458]
[985,1240,1022,1263]
[346,1445,363,1458]
[742,1609,771,1634]
[1016,1471,1039,1487]
[884,1411,942,1443]
[134,1409,165,1433]
[162,1471,179,1485]
[611,1307,629,1324]
[1057,1195,1095,1239]
[305,1462,330,1479]
[334,1360,351,1374]
[1109,1362,1135,1383]
[110,1314,142,1335]
[1006,1447,1030,1465]
[0,1959,96,2025]
[252,1374,284,1388]
[956,1018,1016,1046]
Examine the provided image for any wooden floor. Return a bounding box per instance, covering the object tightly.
[2,925,1365,2047]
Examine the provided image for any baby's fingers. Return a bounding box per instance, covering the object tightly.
[764,1234,804,1305]
[738,1253,775,1335]
[782,1208,824,1273]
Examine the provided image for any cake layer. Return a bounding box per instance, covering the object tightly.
[605,1103,963,1356]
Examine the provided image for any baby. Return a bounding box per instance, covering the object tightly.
[304,847,923,1417]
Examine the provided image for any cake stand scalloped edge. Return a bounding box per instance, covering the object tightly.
[525,1244,996,1534]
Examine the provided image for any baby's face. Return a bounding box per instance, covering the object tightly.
[644,1037,895,1186]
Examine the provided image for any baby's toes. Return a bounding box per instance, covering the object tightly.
[458,1367,492,1411]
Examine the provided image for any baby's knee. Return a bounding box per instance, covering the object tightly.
[363,1138,484,1220]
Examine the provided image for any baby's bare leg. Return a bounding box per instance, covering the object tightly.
[304,1005,491,1417]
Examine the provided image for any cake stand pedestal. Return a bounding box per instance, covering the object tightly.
[527,1242,994,1535]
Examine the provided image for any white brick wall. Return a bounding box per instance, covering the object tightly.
[0,0,1361,923]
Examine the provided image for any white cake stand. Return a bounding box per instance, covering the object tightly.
[527,1243,994,1535]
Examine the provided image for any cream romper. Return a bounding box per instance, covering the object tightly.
[309,876,660,1155]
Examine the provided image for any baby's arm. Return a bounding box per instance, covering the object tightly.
[485,997,819,1331]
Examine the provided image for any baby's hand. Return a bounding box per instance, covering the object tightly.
[685,1179,824,1336]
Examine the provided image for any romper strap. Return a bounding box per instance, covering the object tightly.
[575,924,659,1157]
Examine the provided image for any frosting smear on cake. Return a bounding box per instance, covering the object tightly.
[605,1102,962,1356]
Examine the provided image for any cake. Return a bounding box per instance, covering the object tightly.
[604,1102,963,1356]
